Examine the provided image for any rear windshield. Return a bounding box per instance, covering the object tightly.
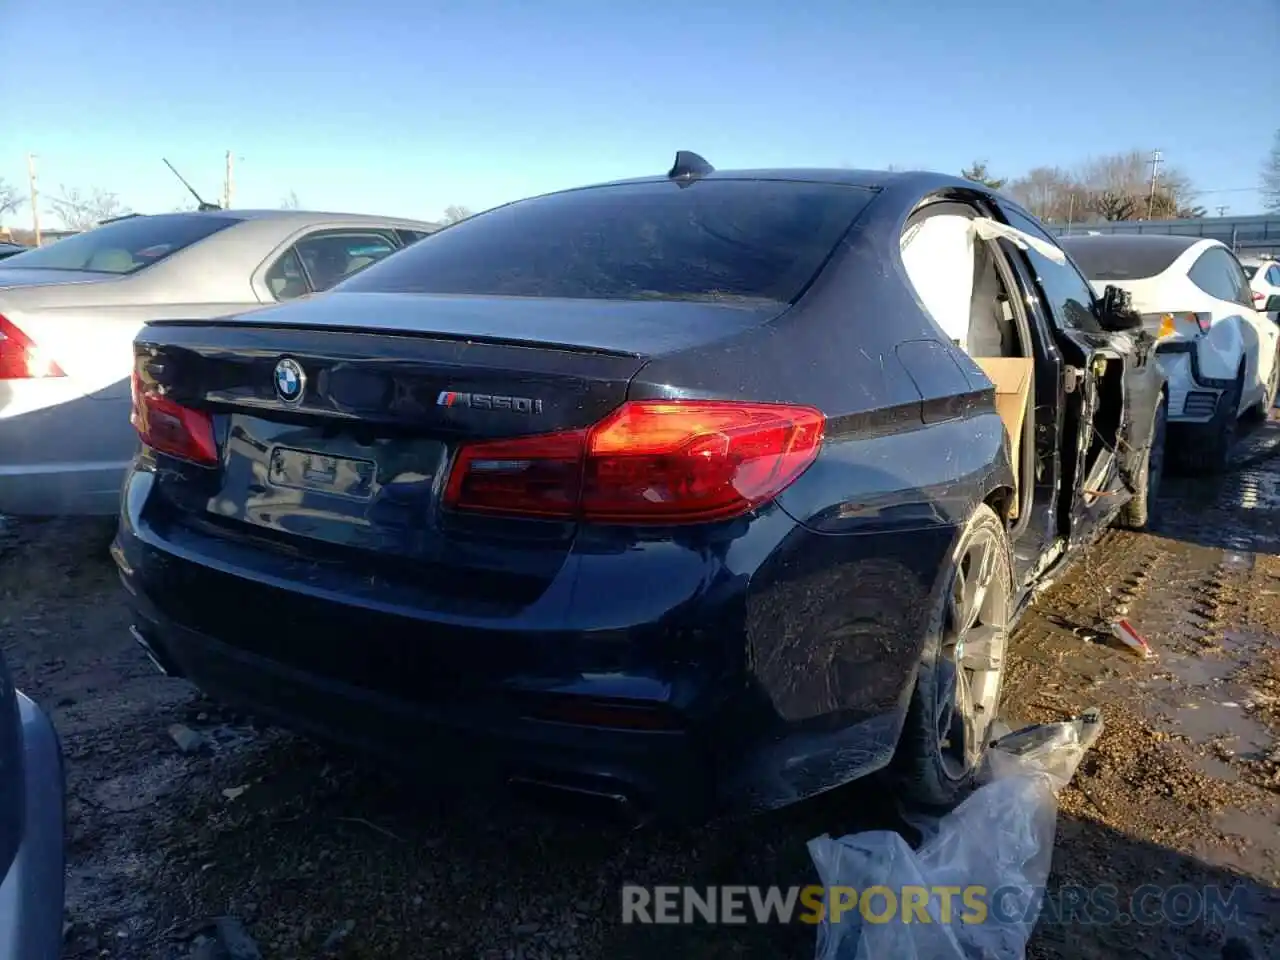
[337,180,875,304]
[1243,264,1259,279]
[0,213,241,275]
[1059,236,1194,282]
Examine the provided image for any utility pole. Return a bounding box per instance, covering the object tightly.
[1215,205,1229,217]
[26,154,40,246]
[223,150,234,209]
[1146,148,1162,221]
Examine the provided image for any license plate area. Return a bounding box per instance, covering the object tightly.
[268,446,376,500]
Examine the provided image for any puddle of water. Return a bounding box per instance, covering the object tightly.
[1228,470,1280,512]
[1161,649,1238,687]
[1166,697,1272,753]
[1189,752,1239,782]
[1215,805,1280,849]
[1129,639,1274,755]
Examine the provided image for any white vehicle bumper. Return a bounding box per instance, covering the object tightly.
[0,378,135,516]
[1154,342,1234,425]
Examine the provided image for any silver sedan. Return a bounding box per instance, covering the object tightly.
[0,209,438,516]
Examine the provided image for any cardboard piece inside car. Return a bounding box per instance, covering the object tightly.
[972,356,1033,518]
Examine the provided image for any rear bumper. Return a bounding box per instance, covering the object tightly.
[114,466,950,819]
[0,463,127,517]
[0,381,136,517]
[1155,343,1231,424]
[0,694,66,960]
[126,597,714,821]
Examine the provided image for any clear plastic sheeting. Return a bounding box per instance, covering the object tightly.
[970,218,1069,265]
[808,709,1104,960]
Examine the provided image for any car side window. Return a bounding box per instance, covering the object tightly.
[264,248,310,301]
[295,231,398,293]
[1222,251,1253,305]
[1189,248,1249,305]
[1003,211,1100,332]
[396,228,431,247]
[1267,265,1280,287]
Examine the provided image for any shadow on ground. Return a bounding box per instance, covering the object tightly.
[115,716,1276,960]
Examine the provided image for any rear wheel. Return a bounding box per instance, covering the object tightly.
[1246,349,1279,422]
[1177,366,1243,475]
[1118,392,1166,530]
[892,503,1012,808]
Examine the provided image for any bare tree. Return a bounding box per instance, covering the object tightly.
[1263,130,1280,213]
[1006,166,1081,221]
[1094,190,1139,222]
[960,161,1005,190]
[48,186,130,230]
[1073,150,1194,221]
[442,204,473,224]
[0,178,23,222]
[280,190,301,210]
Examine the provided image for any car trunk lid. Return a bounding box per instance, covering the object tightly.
[134,292,779,590]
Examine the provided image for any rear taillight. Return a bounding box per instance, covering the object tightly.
[0,314,65,380]
[130,370,218,466]
[443,400,825,524]
[1154,312,1210,338]
[1253,291,1265,304]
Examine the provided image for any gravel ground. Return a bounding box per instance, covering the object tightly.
[3,423,1280,960]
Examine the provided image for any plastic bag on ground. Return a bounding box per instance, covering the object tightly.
[809,708,1103,960]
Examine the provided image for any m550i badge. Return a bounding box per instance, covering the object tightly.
[437,390,544,414]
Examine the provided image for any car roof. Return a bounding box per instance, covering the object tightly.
[520,165,999,205]
[125,209,441,230]
[1058,233,1206,256]
[1059,233,1218,282]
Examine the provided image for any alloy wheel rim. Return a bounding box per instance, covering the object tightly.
[934,526,1010,780]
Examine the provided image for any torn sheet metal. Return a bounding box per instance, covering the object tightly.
[971,217,1068,265]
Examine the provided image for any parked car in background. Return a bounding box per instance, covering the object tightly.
[1242,255,1280,317]
[0,647,65,960]
[0,244,26,262]
[0,209,438,516]
[115,156,1165,821]
[1062,234,1278,473]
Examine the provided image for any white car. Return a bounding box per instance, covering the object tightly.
[0,209,438,516]
[1062,234,1279,473]
[1242,255,1280,317]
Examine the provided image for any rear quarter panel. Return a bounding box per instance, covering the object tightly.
[625,180,1014,795]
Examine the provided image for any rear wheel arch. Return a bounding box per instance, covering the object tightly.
[983,486,1016,527]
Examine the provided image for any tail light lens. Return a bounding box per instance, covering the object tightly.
[130,371,218,466]
[1253,291,1265,304]
[444,400,825,524]
[1154,312,1210,338]
[0,314,66,380]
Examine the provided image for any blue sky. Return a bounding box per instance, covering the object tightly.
[2,0,1277,227]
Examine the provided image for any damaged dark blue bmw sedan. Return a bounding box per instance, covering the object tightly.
[113,154,1166,821]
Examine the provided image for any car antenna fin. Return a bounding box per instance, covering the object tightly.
[668,151,714,186]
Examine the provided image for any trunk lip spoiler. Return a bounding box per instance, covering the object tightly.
[139,319,648,360]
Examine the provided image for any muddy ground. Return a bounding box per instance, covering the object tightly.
[3,424,1280,960]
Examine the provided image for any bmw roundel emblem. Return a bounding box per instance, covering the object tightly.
[274,357,306,404]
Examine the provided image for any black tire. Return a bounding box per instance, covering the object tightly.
[1245,350,1279,422]
[1118,392,1166,530]
[1177,367,1243,476]
[892,503,1012,809]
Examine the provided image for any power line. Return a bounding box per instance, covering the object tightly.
[1189,187,1260,196]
